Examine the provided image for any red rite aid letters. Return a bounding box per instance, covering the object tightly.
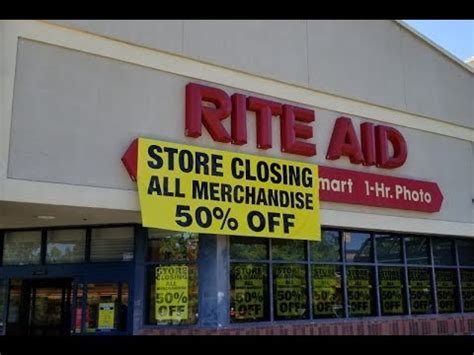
[122,82,443,213]
[186,83,316,157]
[185,83,407,169]
[326,117,407,169]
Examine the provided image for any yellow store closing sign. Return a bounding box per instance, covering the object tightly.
[98,303,115,330]
[155,265,189,322]
[274,265,307,318]
[137,138,320,241]
[234,264,266,320]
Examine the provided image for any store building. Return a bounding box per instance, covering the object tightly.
[0,20,473,336]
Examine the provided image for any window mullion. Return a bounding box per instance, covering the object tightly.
[429,238,439,314]
[341,231,349,318]
[402,237,412,316]
[373,234,381,317]
[306,240,313,320]
[453,239,464,313]
[268,238,274,322]
[40,229,47,265]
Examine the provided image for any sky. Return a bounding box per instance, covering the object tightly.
[403,20,474,62]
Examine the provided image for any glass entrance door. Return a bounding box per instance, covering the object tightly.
[71,282,129,334]
[29,279,72,335]
[6,279,72,336]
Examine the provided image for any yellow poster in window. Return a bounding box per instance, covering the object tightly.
[137,137,320,241]
[347,267,372,316]
[155,265,189,321]
[98,303,115,330]
[408,268,432,314]
[461,270,474,312]
[274,265,307,317]
[312,265,340,316]
[379,268,404,314]
[234,264,265,320]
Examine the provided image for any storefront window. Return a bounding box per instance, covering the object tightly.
[32,287,64,329]
[86,283,128,332]
[0,226,469,332]
[408,268,433,314]
[460,269,474,312]
[310,230,341,262]
[230,263,269,322]
[457,240,474,266]
[435,269,458,313]
[273,264,308,320]
[376,235,402,264]
[344,232,372,263]
[378,267,406,315]
[146,230,199,326]
[312,265,343,318]
[229,237,270,323]
[3,231,42,265]
[230,237,268,260]
[405,237,430,265]
[6,280,22,332]
[346,266,375,317]
[230,237,313,322]
[46,229,86,264]
[272,239,306,261]
[148,265,198,326]
[148,230,198,262]
[90,227,134,262]
[432,238,455,266]
[226,232,471,321]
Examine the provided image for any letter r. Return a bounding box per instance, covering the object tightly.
[185,83,232,143]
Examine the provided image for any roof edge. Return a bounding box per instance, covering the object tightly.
[395,20,474,74]
[465,56,474,65]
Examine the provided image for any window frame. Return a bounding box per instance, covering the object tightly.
[455,238,474,267]
[72,281,130,335]
[89,226,135,264]
[0,224,136,267]
[45,228,88,265]
[143,229,200,327]
[1,230,43,266]
[228,229,473,326]
[229,231,345,323]
[0,278,7,336]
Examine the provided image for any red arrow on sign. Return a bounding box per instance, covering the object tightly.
[121,139,443,213]
[122,138,139,181]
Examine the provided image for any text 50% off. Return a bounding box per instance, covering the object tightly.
[175,205,296,233]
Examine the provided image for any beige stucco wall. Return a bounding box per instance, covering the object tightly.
[47,20,474,129]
